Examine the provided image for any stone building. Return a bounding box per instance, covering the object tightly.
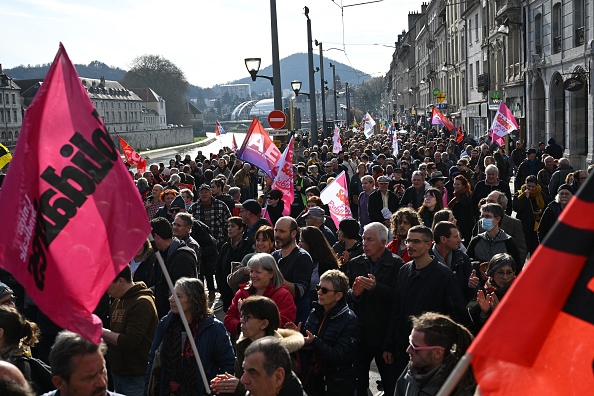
[0,66,22,149]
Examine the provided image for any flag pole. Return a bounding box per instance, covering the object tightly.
[149,235,211,394]
[436,353,473,396]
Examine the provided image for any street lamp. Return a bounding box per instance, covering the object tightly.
[291,80,311,98]
[304,6,318,145]
[441,62,458,72]
[329,62,338,127]
[315,39,328,138]
[244,58,274,84]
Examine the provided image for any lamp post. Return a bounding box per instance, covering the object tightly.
[315,40,328,138]
[305,7,318,146]
[269,0,282,110]
[291,80,310,98]
[329,62,338,128]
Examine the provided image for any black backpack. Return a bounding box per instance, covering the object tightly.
[190,219,219,274]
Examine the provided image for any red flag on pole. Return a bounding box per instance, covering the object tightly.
[236,118,282,179]
[456,125,464,144]
[0,44,151,343]
[117,135,146,174]
[431,106,455,131]
[232,133,238,152]
[467,174,594,395]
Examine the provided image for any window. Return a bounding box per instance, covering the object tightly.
[0,112,4,123]
[535,14,542,54]
[475,14,479,41]
[13,110,17,123]
[552,2,562,54]
[469,19,472,42]
[12,94,16,104]
[469,63,474,87]
[574,0,585,46]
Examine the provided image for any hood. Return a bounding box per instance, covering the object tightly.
[120,282,154,300]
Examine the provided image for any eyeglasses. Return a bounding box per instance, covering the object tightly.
[240,314,254,322]
[169,208,181,214]
[408,337,445,354]
[405,238,431,245]
[316,285,336,294]
[494,270,515,278]
[423,194,436,199]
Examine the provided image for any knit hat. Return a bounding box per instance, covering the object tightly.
[241,199,262,216]
[557,184,576,195]
[339,218,361,240]
[303,206,326,219]
[169,196,185,211]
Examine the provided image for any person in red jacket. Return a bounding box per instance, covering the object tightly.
[224,253,296,336]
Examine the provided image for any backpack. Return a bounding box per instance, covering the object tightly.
[14,356,53,394]
[190,219,219,274]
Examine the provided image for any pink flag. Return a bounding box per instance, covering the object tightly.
[320,171,352,228]
[431,106,455,131]
[117,135,146,174]
[268,137,294,217]
[0,44,151,343]
[490,102,518,142]
[332,126,342,154]
[237,118,282,179]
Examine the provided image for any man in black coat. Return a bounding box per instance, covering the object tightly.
[150,217,197,318]
[368,175,399,227]
[343,222,404,396]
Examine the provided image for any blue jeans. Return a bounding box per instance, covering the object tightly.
[111,373,145,396]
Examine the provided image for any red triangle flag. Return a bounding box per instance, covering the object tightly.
[468,173,594,394]
[118,135,147,174]
[431,106,455,131]
[0,44,151,343]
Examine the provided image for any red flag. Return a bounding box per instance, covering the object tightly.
[456,126,464,144]
[268,137,294,216]
[468,174,594,394]
[0,44,151,343]
[232,133,238,152]
[215,121,220,136]
[236,118,282,179]
[431,106,455,131]
[117,135,146,174]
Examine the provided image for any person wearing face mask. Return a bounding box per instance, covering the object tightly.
[466,203,522,275]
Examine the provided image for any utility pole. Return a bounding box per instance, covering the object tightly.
[305,7,318,146]
[316,41,328,139]
[345,82,351,127]
[330,63,338,127]
[270,0,282,111]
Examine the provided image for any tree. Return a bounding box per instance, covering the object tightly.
[354,77,384,116]
[122,55,189,125]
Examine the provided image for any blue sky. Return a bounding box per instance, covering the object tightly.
[1,0,424,87]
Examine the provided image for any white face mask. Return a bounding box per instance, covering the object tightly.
[481,218,494,231]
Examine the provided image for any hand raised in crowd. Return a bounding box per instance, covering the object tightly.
[355,273,377,295]
[352,277,364,297]
[524,189,531,198]
[478,261,489,281]
[468,269,479,289]
[477,289,499,314]
[340,251,350,264]
[210,372,239,394]
[284,321,301,332]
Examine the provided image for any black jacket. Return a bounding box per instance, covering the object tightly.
[154,239,197,318]
[302,299,361,395]
[343,249,403,346]
[368,189,399,223]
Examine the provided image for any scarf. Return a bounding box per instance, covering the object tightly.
[518,184,545,215]
[163,317,200,395]
[446,186,470,209]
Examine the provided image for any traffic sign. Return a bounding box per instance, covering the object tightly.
[436,93,446,103]
[436,103,448,109]
[268,110,286,129]
[432,88,441,97]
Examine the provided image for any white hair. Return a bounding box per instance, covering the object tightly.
[363,222,389,244]
[485,164,499,174]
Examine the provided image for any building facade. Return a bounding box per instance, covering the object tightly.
[384,0,593,168]
[0,67,22,149]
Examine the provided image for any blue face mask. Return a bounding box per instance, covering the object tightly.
[481,218,494,231]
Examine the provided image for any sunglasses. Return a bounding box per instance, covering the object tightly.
[315,284,336,294]
[408,337,445,354]
[169,208,182,214]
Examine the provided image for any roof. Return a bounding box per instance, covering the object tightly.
[130,87,163,102]
[185,101,202,115]
[80,77,142,101]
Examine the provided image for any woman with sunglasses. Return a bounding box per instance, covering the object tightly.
[466,253,516,334]
[298,226,340,302]
[418,188,444,228]
[287,269,360,396]
[224,253,296,337]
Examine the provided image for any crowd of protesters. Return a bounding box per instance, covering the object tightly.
[0,124,593,396]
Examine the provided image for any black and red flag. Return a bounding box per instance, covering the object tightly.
[468,173,594,394]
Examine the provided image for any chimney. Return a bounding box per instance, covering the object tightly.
[100,76,105,86]
[421,2,428,14]
[0,64,3,74]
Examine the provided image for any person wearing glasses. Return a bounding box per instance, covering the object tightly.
[383,225,467,378]
[417,188,444,228]
[395,312,475,396]
[287,270,360,396]
[466,253,517,334]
